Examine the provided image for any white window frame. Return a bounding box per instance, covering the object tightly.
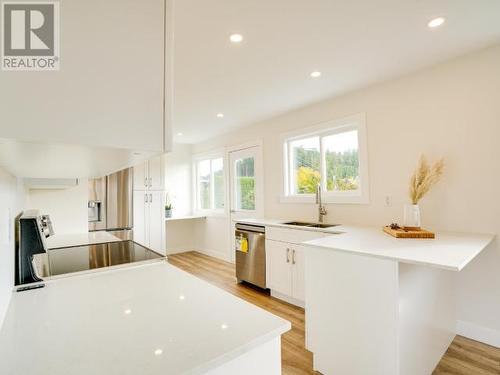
[192,151,227,214]
[280,113,369,204]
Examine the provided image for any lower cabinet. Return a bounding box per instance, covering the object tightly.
[266,239,305,306]
[133,190,166,255]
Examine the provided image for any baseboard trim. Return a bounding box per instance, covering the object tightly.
[270,290,305,308]
[165,247,191,254]
[195,247,232,263]
[457,320,500,348]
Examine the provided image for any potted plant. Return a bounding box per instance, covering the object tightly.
[405,155,444,230]
[165,194,173,218]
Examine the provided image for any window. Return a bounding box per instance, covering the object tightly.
[195,157,225,211]
[282,115,369,204]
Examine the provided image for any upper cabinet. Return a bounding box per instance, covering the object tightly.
[134,155,164,191]
[0,0,173,171]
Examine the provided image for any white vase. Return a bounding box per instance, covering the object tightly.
[403,204,421,230]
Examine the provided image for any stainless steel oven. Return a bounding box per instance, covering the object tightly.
[235,223,266,289]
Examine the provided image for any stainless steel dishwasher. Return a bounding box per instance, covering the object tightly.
[235,223,266,289]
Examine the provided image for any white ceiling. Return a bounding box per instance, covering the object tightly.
[173,0,500,144]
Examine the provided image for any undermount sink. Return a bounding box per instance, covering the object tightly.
[283,221,339,229]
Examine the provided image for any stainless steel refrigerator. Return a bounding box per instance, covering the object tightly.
[88,168,133,239]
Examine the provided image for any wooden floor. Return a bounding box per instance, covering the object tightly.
[167,251,500,375]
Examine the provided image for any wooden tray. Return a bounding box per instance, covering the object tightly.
[383,226,435,239]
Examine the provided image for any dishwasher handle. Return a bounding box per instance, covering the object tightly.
[235,223,265,234]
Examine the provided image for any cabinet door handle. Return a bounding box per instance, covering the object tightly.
[144,177,148,187]
[149,193,152,203]
[149,177,153,187]
[144,194,147,203]
[286,248,290,263]
[292,249,296,265]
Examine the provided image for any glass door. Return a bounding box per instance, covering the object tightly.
[228,145,263,261]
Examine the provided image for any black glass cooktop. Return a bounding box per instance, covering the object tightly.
[43,240,163,277]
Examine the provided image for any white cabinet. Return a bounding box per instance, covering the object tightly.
[266,240,293,296]
[133,163,148,191]
[133,190,165,255]
[266,239,307,306]
[133,191,147,246]
[148,156,164,190]
[266,228,330,307]
[148,191,165,252]
[291,245,306,302]
[133,156,164,191]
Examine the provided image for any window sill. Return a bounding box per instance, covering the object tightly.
[280,194,369,205]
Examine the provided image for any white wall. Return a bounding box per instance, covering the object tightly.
[191,44,500,344]
[0,168,26,328]
[164,144,197,253]
[164,144,193,217]
[26,180,88,235]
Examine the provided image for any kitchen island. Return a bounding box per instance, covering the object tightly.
[0,262,290,375]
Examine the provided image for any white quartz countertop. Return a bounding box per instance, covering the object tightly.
[165,214,207,222]
[234,218,495,271]
[46,231,122,249]
[0,262,290,375]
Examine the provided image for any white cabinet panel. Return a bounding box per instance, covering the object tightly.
[133,191,147,246]
[292,245,306,302]
[133,162,148,191]
[148,156,164,191]
[266,227,324,244]
[133,188,165,255]
[148,191,165,255]
[266,240,292,297]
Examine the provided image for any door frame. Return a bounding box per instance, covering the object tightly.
[226,139,264,263]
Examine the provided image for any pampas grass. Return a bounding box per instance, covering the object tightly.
[409,155,444,204]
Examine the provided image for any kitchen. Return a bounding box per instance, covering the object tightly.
[2,1,500,374]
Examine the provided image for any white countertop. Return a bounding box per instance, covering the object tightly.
[165,214,207,222]
[0,262,290,375]
[46,231,122,249]
[235,218,495,271]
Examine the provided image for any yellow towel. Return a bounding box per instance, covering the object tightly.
[241,237,248,253]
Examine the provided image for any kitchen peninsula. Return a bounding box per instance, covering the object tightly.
[235,219,494,375]
[304,226,494,375]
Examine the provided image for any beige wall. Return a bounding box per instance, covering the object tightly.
[192,44,500,343]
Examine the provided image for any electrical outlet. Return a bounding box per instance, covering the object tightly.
[385,195,392,207]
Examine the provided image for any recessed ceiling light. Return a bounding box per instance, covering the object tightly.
[179,295,185,300]
[216,113,224,118]
[154,349,163,356]
[310,71,321,78]
[221,324,228,330]
[229,34,243,43]
[428,17,445,28]
[176,132,183,136]
[124,309,132,315]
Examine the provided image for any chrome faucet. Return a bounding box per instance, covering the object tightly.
[315,184,327,223]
